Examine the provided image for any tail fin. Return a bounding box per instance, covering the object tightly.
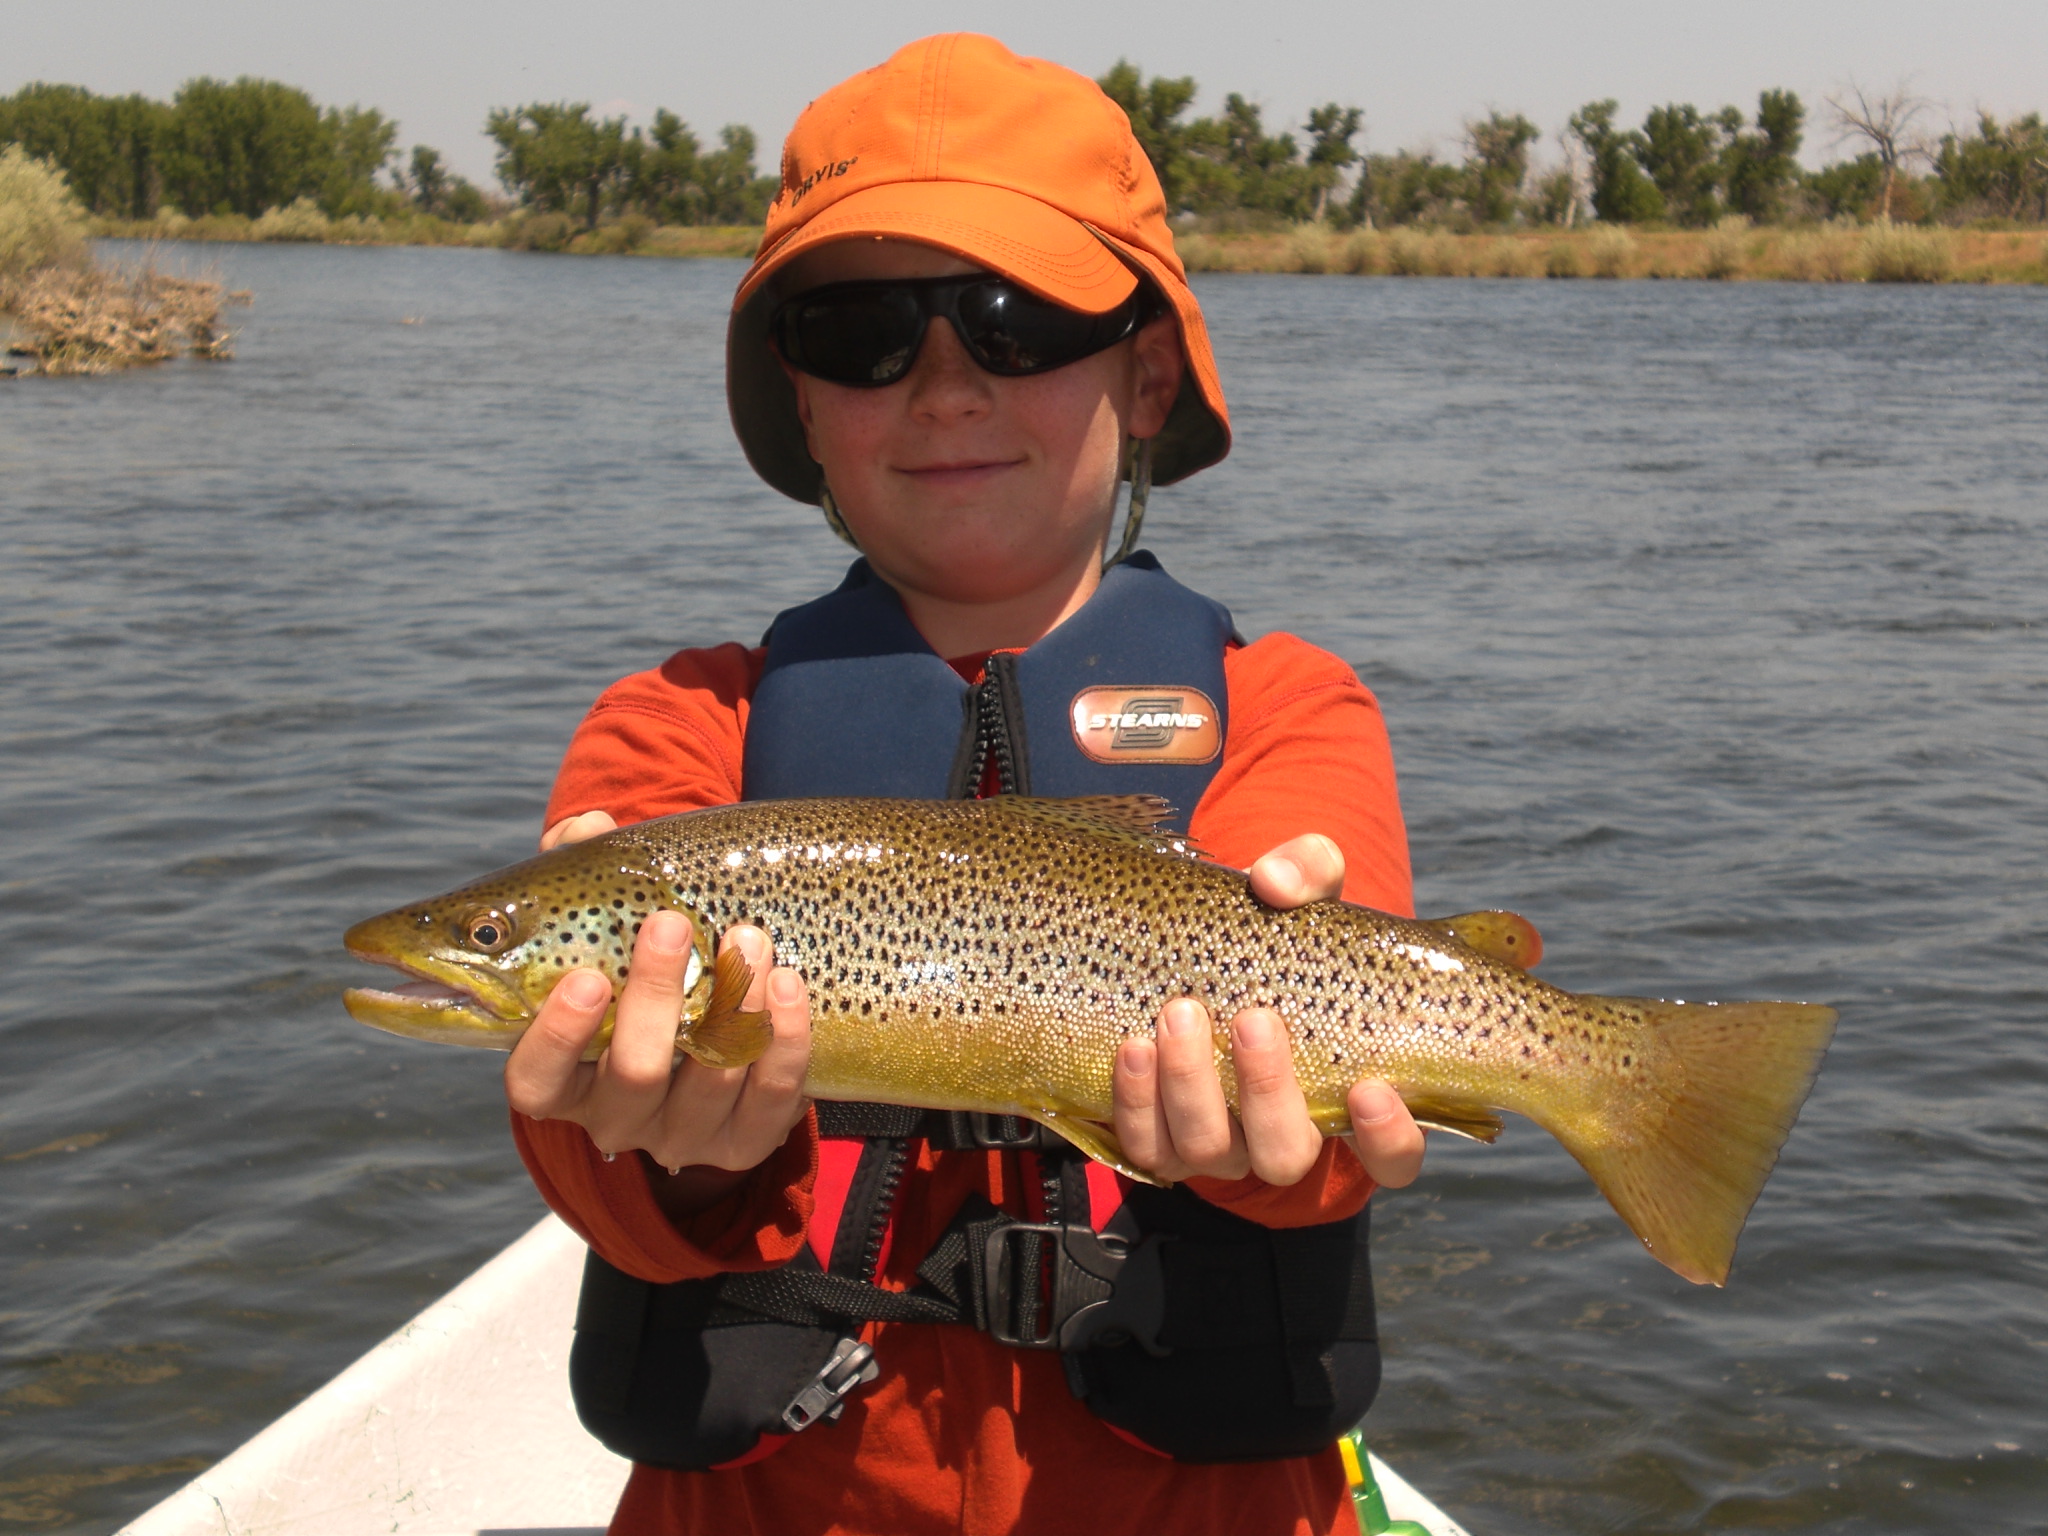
[1559,998,1836,1286]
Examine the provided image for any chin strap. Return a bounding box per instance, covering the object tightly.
[819,479,860,549]
[1105,436,1153,570]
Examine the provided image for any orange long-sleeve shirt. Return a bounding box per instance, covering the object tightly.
[515,631,1412,1536]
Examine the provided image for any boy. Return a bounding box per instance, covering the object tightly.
[505,34,1425,1536]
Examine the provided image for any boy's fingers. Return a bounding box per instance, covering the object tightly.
[1156,998,1249,1179]
[597,910,695,1111]
[1247,834,1345,910]
[720,966,814,1156]
[1112,1038,1182,1180]
[1229,1009,1322,1187]
[504,966,609,1117]
[1348,1079,1426,1189]
[540,808,618,852]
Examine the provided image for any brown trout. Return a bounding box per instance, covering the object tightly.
[342,795,1834,1285]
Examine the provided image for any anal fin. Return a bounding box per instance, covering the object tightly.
[677,946,772,1069]
[1401,1095,1507,1143]
[1018,1097,1168,1187]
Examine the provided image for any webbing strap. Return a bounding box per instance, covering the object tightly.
[814,1101,1058,1151]
[711,1267,960,1329]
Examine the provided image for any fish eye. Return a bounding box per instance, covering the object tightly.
[463,909,516,954]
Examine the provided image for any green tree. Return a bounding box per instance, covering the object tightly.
[1463,110,1539,224]
[1804,154,1885,220]
[405,144,486,221]
[698,125,776,224]
[625,109,704,223]
[1304,103,1363,220]
[1932,112,2048,221]
[162,76,331,216]
[1345,150,1464,226]
[0,84,170,218]
[487,102,630,228]
[1721,89,1804,222]
[1636,102,1724,225]
[1097,61,1201,212]
[1567,99,1664,222]
[1185,94,1313,219]
[319,104,399,216]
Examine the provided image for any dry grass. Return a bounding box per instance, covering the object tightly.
[93,208,763,260]
[1172,223,2048,284]
[3,263,243,374]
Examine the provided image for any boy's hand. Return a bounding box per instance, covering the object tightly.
[507,814,813,1218]
[1112,833,1427,1191]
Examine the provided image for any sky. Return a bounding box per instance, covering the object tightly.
[9,0,2045,186]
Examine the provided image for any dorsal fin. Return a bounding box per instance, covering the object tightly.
[1419,910,1544,969]
[982,795,1203,859]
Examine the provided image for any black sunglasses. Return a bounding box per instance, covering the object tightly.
[769,274,1152,387]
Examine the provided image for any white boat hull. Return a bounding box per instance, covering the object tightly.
[119,1214,1467,1536]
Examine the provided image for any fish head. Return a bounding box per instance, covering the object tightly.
[342,840,703,1053]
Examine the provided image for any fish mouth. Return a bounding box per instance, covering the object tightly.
[343,951,533,1051]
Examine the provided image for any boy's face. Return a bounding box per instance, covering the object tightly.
[779,239,1183,628]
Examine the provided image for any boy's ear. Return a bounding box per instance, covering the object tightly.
[781,356,823,462]
[1129,313,1185,442]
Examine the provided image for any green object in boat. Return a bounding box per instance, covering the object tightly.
[1340,1428,1433,1536]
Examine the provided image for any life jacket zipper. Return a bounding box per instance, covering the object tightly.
[952,651,1031,798]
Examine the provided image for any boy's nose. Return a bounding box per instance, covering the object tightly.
[904,317,995,422]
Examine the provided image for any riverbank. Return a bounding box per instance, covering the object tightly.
[1179,222,2048,283]
[90,206,760,258]
[87,208,2048,283]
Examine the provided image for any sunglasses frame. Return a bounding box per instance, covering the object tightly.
[769,274,1153,388]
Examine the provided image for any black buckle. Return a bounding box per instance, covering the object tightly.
[983,1223,1172,1356]
[967,1112,1044,1149]
[780,1336,879,1431]
[933,1111,1051,1150]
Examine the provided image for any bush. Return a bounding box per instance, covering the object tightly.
[1863,225,1953,282]
[1284,224,1337,273]
[0,144,90,282]
[251,196,332,242]
[1544,240,1585,278]
[1777,224,1862,282]
[1385,228,1431,276]
[1336,229,1384,275]
[1588,224,1636,278]
[503,210,575,252]
[1700,215,1751,279]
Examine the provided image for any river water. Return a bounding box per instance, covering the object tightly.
[1,244,2043,1534]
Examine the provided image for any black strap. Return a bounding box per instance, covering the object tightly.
[815,1101,1061,1152]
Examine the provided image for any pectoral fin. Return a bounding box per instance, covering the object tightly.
[1419,910,1544,969]
[677,947,772,1069]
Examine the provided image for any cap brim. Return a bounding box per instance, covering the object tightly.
[734,180,1140,316]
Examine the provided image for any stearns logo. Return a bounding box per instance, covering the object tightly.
[1069,687,1223,765]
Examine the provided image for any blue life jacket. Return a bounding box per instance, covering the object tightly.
[569,553,1380,1469]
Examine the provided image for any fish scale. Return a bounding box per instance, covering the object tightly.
[343,794,1835,1285]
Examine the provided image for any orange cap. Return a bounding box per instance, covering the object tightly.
[727,33,1231,505]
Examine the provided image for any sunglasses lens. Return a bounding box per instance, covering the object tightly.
[775,278,1144,386]
[781,288,924,384]
[954,283,1107,374]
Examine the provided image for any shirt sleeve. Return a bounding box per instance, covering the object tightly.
[541,642,762,828]
[514,641,826,1284]
[1181,632,1414,1229]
